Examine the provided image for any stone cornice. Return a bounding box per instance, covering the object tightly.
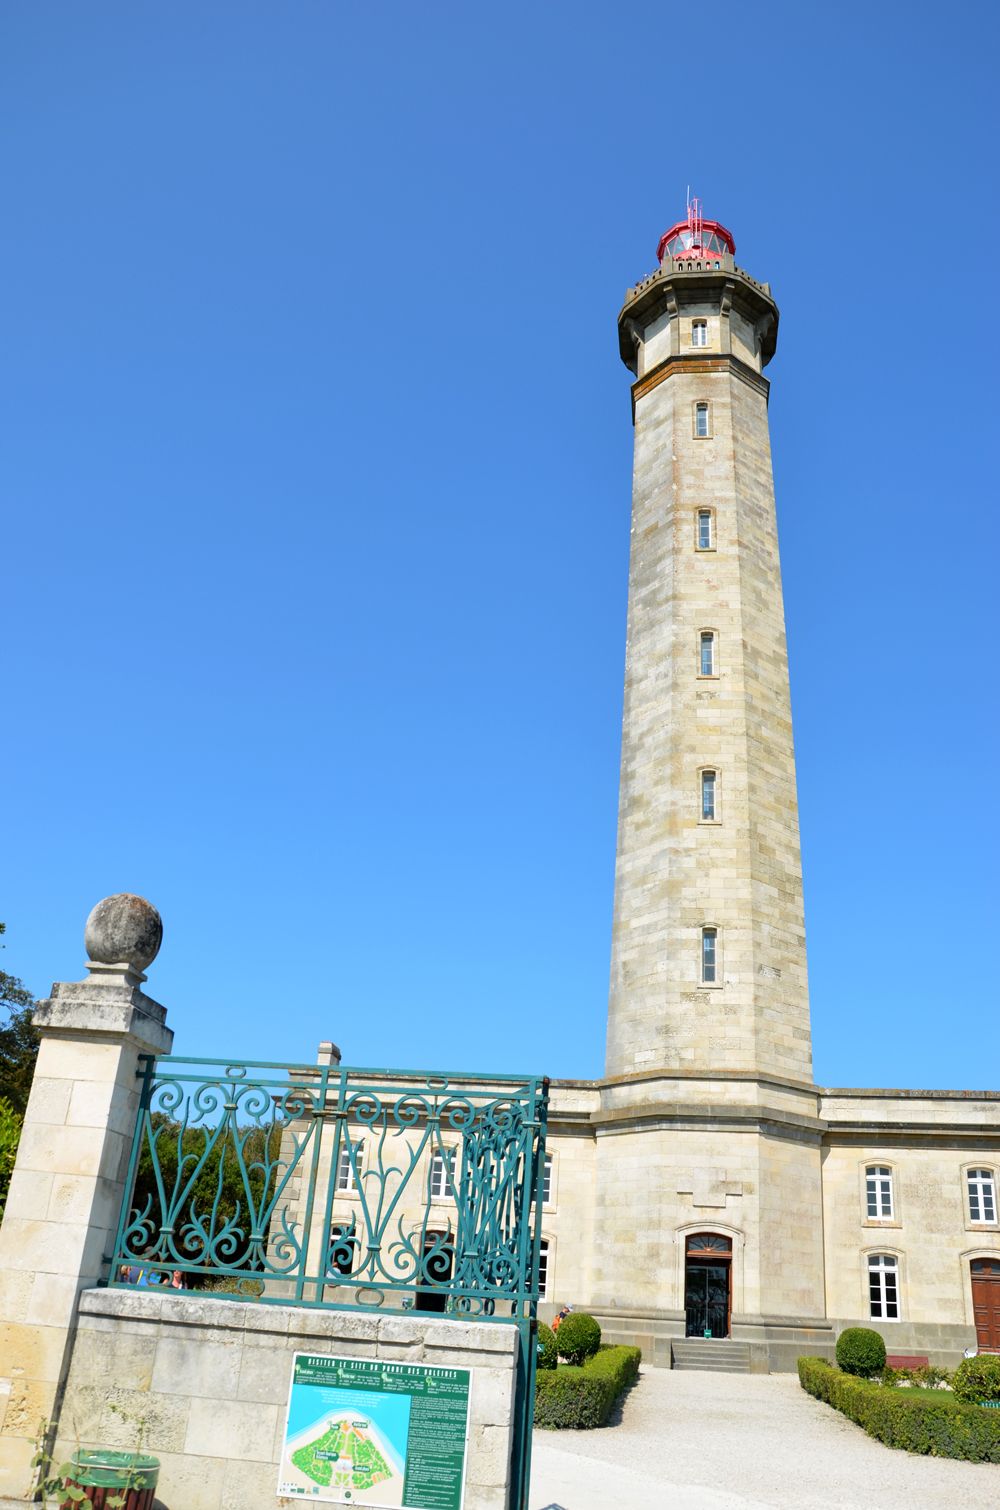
[617,262,779,370]
[550,1066,816,1095]
[822,1124,1000,1143]
[820,1087,1000,1101]
[592,1103,826,1141]
[631,352,769,420]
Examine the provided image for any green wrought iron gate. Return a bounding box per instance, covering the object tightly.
[109,1056,549,1509]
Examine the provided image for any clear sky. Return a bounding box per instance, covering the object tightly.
[3,1,997,1089]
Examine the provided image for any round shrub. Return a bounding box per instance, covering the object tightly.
[952,1354,1000,1404]
[836,1327,886,1378]
[537,1322,558,1370]
[556,1312,602,1366]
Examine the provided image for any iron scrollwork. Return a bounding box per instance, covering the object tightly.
[109,1057,548,1320]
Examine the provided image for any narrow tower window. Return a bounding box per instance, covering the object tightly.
[699,631,717,676]
[697,509,714,550]
[868,1254,899,1320]
[701,927,718,983]
[542,1153,553,1205]
[538,1238,549,1300]
[968,1168,997,1223]
[865,1165,894,1220]
[694,402,710,438]
[692,320,708,347]
[701,769,717,821]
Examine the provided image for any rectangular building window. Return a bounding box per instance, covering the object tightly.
[866,1165,894,1220]
[701,927,717,984]
[336,1139,363,1193]
[868,1253,899,1320]
[695,402,710,437]
[968,1168,997,1223]
[697,509,713,550]
[700,631,716,676]
[538,1238,549,1300]
[328,1224,355,1277]
[430,1148,456,1200]
[692,320,708,347]
[542,1153,553,1205]
[701,769,717,821]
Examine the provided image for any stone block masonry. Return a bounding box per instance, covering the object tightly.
[53,1289,519,1510]
[606,261,812,1087]
[0,924,173,1495]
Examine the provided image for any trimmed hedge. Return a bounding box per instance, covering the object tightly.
[537,1322,558,1371]
[556,1311,602,1366]
[835,1326,886,1378]
[798,1356,1000,1462]
[534,1345,641,1429]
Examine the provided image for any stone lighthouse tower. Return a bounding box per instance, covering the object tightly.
[580,206,828,1361]
[606,202,812,1086]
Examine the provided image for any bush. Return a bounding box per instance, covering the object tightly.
[537,1322,558,1371]
[535,1345,641,1429]
[952,1354,1000,1405]
[912,1364,952,1389]
[882,1363,952,1390]
[556,1312,602,1366]
[798,1356,1000,1462]
[836,1326,886,1378]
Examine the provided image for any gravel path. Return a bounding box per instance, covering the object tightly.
[529,1367,1000,1509]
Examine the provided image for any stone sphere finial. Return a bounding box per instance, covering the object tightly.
[84,894,163,973]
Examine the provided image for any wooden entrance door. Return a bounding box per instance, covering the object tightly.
[971,1258,1000,1351]
[684,1233,732,1338]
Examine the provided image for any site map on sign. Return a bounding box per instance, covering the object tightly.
[282,1406,404,1503]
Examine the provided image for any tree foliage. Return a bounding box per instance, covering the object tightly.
[0,1096,23,1222]
[127,1111,286,1276]
[0,922,39,1115]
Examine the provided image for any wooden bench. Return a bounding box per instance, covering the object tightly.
[886,1353,929,1370]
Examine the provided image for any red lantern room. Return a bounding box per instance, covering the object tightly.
[657,196,735,264]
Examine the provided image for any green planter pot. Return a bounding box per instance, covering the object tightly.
[60,1450,160,1509]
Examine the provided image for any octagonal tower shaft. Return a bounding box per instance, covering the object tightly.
[606,250,813,1084]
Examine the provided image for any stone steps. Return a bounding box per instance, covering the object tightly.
[671,1339,752,1373]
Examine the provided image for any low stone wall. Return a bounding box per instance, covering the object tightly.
[590,1307,839,1372]
[49,1290,519,1510]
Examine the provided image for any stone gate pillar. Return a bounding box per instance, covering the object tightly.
[0,895,172,1498]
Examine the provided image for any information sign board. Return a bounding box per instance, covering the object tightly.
[278,1353,471,1508]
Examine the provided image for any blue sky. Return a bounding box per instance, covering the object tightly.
[3,1,997,1089]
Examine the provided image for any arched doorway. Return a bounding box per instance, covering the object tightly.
[971,1258,1000,1351]
[684,1233,732,1338]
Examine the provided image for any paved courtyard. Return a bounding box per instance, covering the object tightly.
[529,1366,1000,1510]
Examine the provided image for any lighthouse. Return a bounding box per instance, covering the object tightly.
[606,200,812,1087]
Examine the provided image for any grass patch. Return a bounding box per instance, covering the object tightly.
[889,1386,962,1403]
